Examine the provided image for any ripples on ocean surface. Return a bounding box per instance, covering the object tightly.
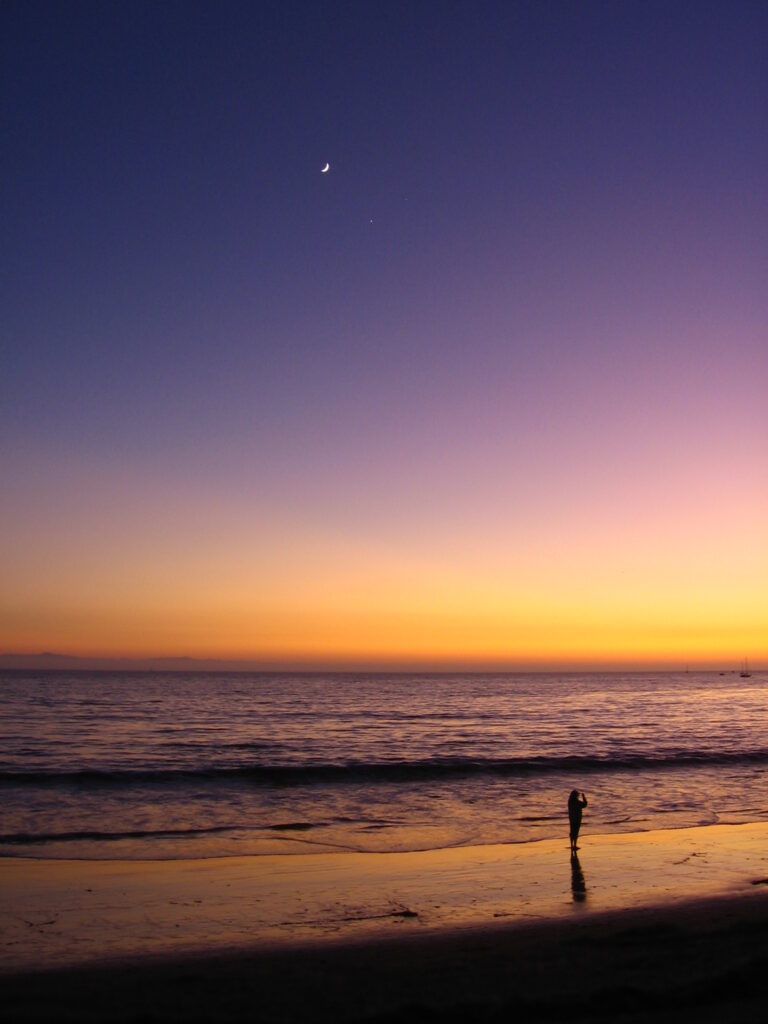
[1,671,767,859]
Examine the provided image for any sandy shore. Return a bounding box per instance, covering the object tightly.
[4,822,768,1020]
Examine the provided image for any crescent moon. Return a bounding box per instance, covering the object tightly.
[321,163,330,173]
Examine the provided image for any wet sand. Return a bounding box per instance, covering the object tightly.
[4,822,768,1020]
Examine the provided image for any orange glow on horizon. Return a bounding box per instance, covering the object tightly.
[2,416,765,670]
[3,559,765,668]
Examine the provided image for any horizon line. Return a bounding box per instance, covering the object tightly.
[0,651,762,674]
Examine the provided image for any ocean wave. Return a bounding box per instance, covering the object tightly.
[0,825,237,845]
[2,750,768,786]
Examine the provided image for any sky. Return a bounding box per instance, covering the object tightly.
[1,0,766,669]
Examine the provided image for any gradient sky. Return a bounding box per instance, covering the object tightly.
[2,1,766,667]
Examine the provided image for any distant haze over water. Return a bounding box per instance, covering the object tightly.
[0,654,758,672]
[2,671,768,861]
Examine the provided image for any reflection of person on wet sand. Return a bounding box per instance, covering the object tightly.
[568,789,587,853]
[570,852,586,902]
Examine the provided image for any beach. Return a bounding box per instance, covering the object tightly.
[5,821,768,1021]
[4,0,767,1016]
[5,670,768,1020]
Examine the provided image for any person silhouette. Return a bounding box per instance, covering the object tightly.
[568,789,587,852]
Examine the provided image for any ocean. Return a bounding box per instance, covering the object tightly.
[1,670,766,861]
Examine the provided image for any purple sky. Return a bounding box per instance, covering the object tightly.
[2,1,766,664]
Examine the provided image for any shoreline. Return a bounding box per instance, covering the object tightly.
[4,821,768,972]
[5,822,768,1020]
[2,814,762,862]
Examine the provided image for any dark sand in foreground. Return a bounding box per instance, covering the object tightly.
[5,823,768,1021]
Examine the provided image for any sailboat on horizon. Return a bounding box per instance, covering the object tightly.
[740,658,751,678]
